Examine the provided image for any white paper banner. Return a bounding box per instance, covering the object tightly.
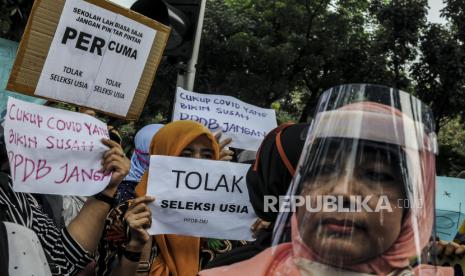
[172,87,277,151]
[35,0,156,116]
[4,97,111,195]
[147,155,257,241]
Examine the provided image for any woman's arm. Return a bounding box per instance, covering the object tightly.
[67,138,130,252]
[110,196,154,276]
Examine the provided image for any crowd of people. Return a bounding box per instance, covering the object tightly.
[0,84,464,275]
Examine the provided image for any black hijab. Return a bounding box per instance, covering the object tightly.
[246,123,309,222]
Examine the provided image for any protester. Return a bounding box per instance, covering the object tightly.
[95,120,219,275]
[94,124,163,276]
[200,84,453,275]
[204,123,309,269]
[134,120,220,275]
[247,123,309,226]
[116,124,164,203]
[95,121,238,275]
[0,221,52,275]
[0,166,52,275]
[0,120,131,275]
[117,125,232,203]
[104,195,155,276]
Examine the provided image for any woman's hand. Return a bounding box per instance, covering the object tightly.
[101,138,130,195]
[124,196,155,251]
[436,240,465,259]
[251,218,271,238]
[215,132,234,161]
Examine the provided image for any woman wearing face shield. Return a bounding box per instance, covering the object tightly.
[200,84,453,275]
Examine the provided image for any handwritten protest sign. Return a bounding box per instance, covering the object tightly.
[4,97,111,196]
[146,156,257,241]
[7,0,170,120]
[172,87,277,151]
[436,176,465,241]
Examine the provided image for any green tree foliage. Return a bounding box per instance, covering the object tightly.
[195,0,300,107]
[370,0,428,89]
[0,0,32,41]
[195,0,431,123]
[437,117,465,176]
[442,0,465,41]
[408,1,465,175]
[411,23,465,133]
[197,0,393,122]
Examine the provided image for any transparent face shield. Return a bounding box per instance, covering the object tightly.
[272,84,438,274]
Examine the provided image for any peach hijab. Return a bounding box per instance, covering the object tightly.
[135,120,219,276]
[200,102,451,275]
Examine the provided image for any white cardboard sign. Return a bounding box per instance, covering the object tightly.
[35,0,156,116]
[172,87,278,151]
[146,155,257,241]
[4,97,111,195]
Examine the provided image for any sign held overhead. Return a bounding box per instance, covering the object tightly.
[7,0,171,120]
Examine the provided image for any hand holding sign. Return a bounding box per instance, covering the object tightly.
[435,240,465,274]
[125,196,155,251]
[250,218,271,238]
[215,132,233,161]
[101,138,130,196]
[436,241,465,258]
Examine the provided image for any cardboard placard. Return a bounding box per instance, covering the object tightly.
[7,0,171,120]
